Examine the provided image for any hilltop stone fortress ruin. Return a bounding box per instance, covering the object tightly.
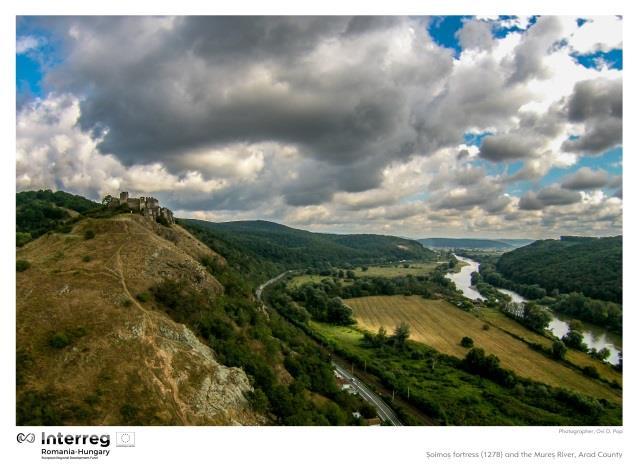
[107,191,175,225]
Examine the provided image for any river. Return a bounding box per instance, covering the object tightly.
[446,256,622,365]
[446,256,486,301]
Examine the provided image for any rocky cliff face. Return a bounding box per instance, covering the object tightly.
[16,214,263,425]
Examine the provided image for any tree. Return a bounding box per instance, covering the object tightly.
[304,286,328,319]
[375,326,388,348]
[552,340,567,360]
[392,322,410,349]
[16,232,32,247]
[562,330,588,352]
[16,260,31,272]
[589,347,611,362]
[521,302,551,333]
[326,297,354,325]
[346,270,356,279]
[460,336,474,348]
[102,195,115,206]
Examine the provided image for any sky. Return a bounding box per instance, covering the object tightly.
[15,15,622,239]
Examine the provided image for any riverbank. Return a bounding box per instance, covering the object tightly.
[446,254,622,366]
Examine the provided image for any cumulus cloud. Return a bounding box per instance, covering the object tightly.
[457,19,495,51]
[562,77,622,155]
[479,133,541,162]
[506,16,564,84]
[561,167,610,190]
[568,17,622,54]
[16,35,44,54]
[519,185,582,210]
[15,16,622,238]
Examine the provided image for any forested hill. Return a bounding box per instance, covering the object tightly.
[495,236,622,303]
[418,237,533,249]
[180,219,436,267]
[16,190,101,243]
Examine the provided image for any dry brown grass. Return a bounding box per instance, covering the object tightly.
[345,295,621,402]
[476,307,623,386]
[16,214,259,425]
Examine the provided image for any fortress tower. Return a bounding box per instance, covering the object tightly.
[106,191,175,225]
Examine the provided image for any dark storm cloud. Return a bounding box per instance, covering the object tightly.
[518,185,582,210]
[562,77,622,155]
[36,15,454,208]
[561,167,610,190]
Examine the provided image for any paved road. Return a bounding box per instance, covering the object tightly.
[256,271,291,301]
[256,271,403,426]
[333,362,403,426]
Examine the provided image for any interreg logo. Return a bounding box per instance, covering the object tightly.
[17,432,35,443]
[39,432,112,459]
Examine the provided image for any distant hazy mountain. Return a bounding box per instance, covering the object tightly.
[418,237,534,250]
[181,219,436,267]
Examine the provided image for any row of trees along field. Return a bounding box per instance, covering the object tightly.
[269,281,621,425]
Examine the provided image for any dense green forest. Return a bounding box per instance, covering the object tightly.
[418,238,533,250]
[16,190,101,245]
[495,236,622,303]
[181,219,436,267]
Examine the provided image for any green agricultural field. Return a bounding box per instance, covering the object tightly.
[352,262,440,278]
[344,295,621,403]
[288,261,440,288]
[288,274,334,287]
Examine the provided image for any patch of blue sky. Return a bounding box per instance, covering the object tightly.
[571,49,622,70]
[538,147,622,188]
[16,20,62,99]
[463,131,492,147]
[503,147,622,197]
[491,15,537,39]
[427,15,472,57]
[16,53,44,96]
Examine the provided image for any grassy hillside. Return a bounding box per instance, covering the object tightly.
[419,238,533,249]
[496,236,622,303]
[181,219,436,268]
[16,214,258,425]
[17,208,384,425]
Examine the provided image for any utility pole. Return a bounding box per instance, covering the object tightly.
[407,386,410,400]
[364,360,367,372]
[392,389,395,403]
[351,363,354,376]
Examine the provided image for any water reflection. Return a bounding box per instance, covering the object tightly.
[448,256,622,365]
